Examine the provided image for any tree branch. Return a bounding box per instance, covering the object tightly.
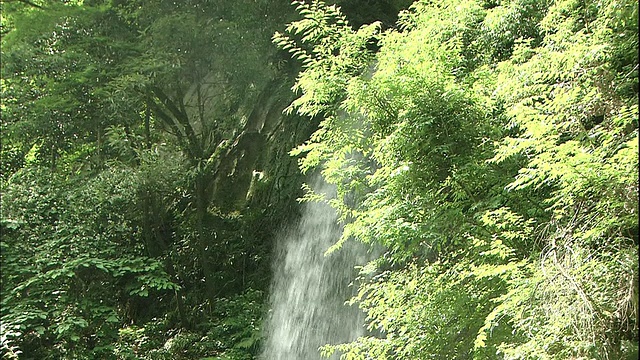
[149,86,202,159]
[145,96,197,160]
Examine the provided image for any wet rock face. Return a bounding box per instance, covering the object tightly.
[209,78,308,211]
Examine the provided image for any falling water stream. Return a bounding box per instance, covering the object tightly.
[261,176,369,360]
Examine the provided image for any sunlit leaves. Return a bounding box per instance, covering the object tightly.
[480,0,639,357]
[275,1,381,118]
[282,0,637,358]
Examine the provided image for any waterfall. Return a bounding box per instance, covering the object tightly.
[261,176,368,360]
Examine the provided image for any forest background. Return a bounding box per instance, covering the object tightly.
[0,0,637,359]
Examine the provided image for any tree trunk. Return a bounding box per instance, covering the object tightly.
[195,172,217,305]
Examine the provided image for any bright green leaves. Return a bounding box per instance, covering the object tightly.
[491,0,639,247]
[281,1,520,358]
[481,0,639,357]
[283,0,496,264]
[478,244,639,359]
[275,0,381,118]
[327,257,521,359]
[476,0,548,62]
[281,0,637,358]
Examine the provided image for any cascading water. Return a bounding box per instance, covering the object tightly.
[261,176,369,360]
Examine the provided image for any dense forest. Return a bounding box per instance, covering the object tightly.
[0,0,637,359]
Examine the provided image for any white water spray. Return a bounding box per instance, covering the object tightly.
[261,176,368,360]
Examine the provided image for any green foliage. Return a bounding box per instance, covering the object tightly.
[0,167,180,359]
[284,0,502,261]
[205,289,264,359]
[274,0,382,118]
[1,2,141,172]
[111,289,264,360]
[482,0,639,357]
[472,0,549,63]
[279,0,638,359]
[1,1,308,358]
